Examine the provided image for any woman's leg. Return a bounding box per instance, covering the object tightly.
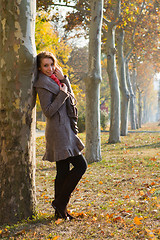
[54,159,70,218]
[62,154,87,198]
[52,154,87,219]
[55,159,70,199]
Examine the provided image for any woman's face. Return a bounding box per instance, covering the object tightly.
[39,57,55,77]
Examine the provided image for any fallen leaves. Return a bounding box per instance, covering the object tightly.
[134,216,143,225]
[0,229,10,238]
[55,219,64,225]
[145,228,157,239]
[99,181,103,184]
[1,125,160,239]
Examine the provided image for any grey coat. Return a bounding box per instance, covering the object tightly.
[34,72,84,162]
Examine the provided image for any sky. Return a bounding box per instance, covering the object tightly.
[52,1,89,47]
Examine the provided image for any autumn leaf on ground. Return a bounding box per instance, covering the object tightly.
[145,228,157,239]
[139,191,151,200]
[53,236,60,240]
[113,216,123,222]
[124,195,130,199]
[150,188,156,194]
[14,229,26,237]
[92,216,97,221]
[72,212,86,218]
[134,216,143,225]
[55,218,64,225]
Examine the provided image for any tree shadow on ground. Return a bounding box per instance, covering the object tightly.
[37,166,56,172]
[126,142,160,150]
[1,215,56,239]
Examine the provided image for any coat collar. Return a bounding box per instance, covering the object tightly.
[34,72,59,95]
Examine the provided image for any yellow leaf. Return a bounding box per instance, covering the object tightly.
[140,190,145,196]
[55,219,63,225]
[53,236,60,240]
[145,228,156,238]
[93,216,97,221]
[150,188,156,194]
[134,216,143,225]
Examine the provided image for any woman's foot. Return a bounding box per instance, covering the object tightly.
[52,202,75,220]
[55,209,61,220]
[52,200,67,220]
[66,212,75,220]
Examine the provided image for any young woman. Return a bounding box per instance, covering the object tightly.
[34,51,87,220]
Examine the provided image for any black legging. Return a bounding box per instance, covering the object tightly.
[55,154,87,206]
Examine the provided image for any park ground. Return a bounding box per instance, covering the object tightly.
[0,123,160,239]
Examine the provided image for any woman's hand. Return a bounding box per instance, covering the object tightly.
[60,83,68,93]
[54,66,64,80]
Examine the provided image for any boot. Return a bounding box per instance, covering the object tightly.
[52,199,67,219]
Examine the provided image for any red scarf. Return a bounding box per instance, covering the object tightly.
[50,74,62,86]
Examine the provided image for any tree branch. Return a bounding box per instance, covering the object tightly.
[114,0,121,20]
[125,0,146,60]
[132,0,145,42]
[125,46,134,61]
[103,16,110,25]
[44,3,90,14]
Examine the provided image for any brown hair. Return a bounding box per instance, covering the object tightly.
[37,51,57,69]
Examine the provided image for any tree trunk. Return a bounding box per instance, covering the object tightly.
[138,89,142,128]
[157,78,160,121]
[85,0,103,163]
[142,95,147,123]
[117,28,130,136]
[131,64,139,128]
[0,0,36,224]
[106,22,120,143]
[126,62,136,129]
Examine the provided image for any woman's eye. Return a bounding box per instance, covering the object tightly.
[44,64,48,67]
[51,63,54,66]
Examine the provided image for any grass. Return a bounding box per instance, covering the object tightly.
[0,122,160,239]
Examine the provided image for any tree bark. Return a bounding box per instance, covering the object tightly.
[138,88,142,128]
[131,64,139,128]
[142,94,147,123]
[105,22,120,143]
[157,78,160,121]
[0,0,36,224]
[85,0,103,163]
[126,61,136,130]
[117,28,130,136]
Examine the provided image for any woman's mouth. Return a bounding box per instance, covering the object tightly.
[47,71,53,75]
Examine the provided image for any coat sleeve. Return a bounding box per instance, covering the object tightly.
[36,87,69,118]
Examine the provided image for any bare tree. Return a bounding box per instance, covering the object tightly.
[117,28,130,136]
[85,0,103,163]
[104,0,121,143]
